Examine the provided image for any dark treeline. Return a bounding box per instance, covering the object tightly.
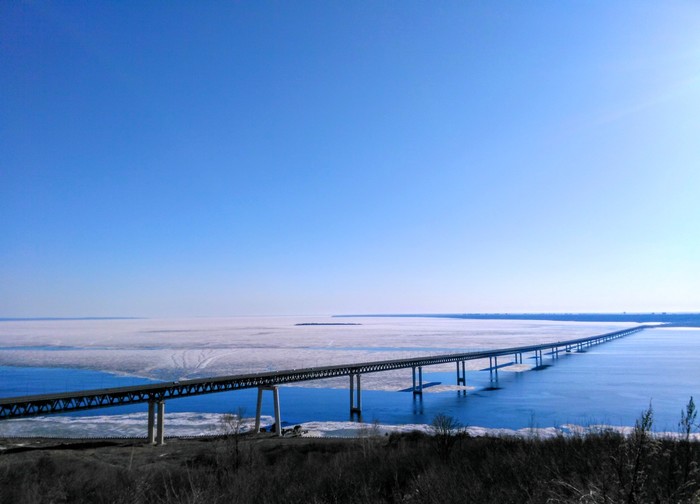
[1,416,699,504]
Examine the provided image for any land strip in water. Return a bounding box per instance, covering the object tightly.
[337,312,700,327]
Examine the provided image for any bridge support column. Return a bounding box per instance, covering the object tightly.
[156,401,165,446]
[254,386,282,436]
[350,374,362,416]
[456,361,466,386]
[488,357,499,382]
[147,400,156,444]
[147,399,165,445]
[412,366,423,395]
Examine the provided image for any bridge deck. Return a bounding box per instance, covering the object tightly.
[0,325,648,419]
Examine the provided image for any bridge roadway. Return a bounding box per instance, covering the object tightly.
[0,325,648,442]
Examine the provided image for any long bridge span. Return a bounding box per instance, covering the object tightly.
[0,325,649,443]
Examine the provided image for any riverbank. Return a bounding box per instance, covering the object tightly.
[1,426,699,503]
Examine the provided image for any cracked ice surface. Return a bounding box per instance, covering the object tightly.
[0,317,634,391]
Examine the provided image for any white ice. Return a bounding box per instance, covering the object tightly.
[0,316,636,392]
[2,412,698,444]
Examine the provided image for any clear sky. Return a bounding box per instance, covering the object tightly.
[1,1,699,317]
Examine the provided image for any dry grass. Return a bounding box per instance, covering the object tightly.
[1,424,699,504]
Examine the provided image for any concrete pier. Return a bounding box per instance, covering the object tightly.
[456,361,466,386]
[532,349,541,367]
[147,400,155,444]
[254,386,282,436]
[146,399,165,445]
[488,356,500,382]
[156,401,165,445]
[349,374,362,416]
[412,366,423,395]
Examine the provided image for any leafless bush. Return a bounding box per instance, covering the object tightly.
[430,413,463,461]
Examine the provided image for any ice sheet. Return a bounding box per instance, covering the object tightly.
[0,317,634,391]
[2,412,697,443]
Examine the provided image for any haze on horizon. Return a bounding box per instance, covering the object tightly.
[1,2,699,318]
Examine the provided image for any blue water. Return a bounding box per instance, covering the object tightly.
[1,328,699,431]
[0,367,158,399]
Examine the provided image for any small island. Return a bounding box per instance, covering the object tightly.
[295,323,362,326]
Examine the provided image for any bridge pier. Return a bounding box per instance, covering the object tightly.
[254,386,282,436]
[350,374,362,416]
[533,349,542,367]
[156,401,165,445]
[147,399,166,445]
[456,361,466,386]
[147,400,155,444]
[412,366,423,395]
[488,356,499,382]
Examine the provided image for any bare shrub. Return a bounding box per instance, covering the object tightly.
[219,407,247,469]
[430,413,463,461]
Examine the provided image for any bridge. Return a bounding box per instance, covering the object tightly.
[0,325,648,443]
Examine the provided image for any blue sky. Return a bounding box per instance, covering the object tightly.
[1,1,699,317]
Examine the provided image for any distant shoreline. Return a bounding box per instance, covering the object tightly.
[0,317,143,322]
[3,313,698,328]
[334,312,700,327]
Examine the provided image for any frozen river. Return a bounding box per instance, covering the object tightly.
[0,317,697,438]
